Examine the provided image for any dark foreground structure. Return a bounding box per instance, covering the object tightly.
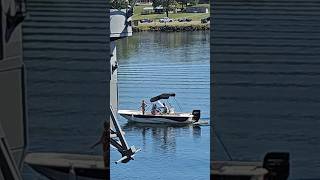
[0,0,137,179]
[212,0,320,179]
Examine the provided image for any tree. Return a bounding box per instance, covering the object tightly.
[152,0,177,17]
[152,0,162,8]
[111,0,136,9]
[176,0,198,9]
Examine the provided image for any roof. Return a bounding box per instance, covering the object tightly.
[155,6,164,10]
[143,7,154,10]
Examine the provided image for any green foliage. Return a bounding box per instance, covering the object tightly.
[152,0,162,8]
[176,0,199,8]
[189,0,199,6]
[111,0,133,9]
[133,23,209,32]
[152,0,178,17]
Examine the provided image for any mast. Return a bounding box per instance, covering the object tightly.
[109,6,139,163]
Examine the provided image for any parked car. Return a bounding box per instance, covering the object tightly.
[201,17,210,23]
[140,19,153,23]
[159,17,173,23]
[178,18,192,22]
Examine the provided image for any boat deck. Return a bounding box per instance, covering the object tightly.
[118,110,192,117]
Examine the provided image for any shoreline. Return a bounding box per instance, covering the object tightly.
[132,22,210,32]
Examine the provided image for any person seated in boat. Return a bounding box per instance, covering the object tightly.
[156,100,166,114]
[151,103,157,115]
[162,102,168,114]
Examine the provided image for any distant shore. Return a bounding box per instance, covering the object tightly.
[133,21,210,32]
[132,3,210,32]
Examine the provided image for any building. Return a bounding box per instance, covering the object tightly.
[154,6,165,14]
[136,0,153,5]
[186,6,208,13]
[141,7,154,15]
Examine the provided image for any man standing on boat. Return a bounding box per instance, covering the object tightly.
[141,100,147,115]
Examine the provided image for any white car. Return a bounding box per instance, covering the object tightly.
[159,17,173,23]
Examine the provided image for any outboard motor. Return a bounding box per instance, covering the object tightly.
[263,152,290,180]
[192,110,201,122]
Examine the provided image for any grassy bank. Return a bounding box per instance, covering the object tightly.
[132,4,210,21]
[133,21,209,32]
[132,4,210,31]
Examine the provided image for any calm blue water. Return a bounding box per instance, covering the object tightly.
[111,31,210,180]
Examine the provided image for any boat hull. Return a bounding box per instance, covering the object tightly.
[118,110,194,124]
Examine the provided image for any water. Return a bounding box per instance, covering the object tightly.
[111,32,210,180]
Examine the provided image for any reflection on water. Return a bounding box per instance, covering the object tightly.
[122,123,203,153]
[193,126,202,138]
[117,31,210,64]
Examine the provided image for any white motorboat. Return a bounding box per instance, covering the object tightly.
[118,93,201,124]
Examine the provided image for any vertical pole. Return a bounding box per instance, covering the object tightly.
[110,106,130,150]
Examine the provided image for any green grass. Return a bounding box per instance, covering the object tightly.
[138,21,204,27]
[132,4,210,21]
[192,4,210,8]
